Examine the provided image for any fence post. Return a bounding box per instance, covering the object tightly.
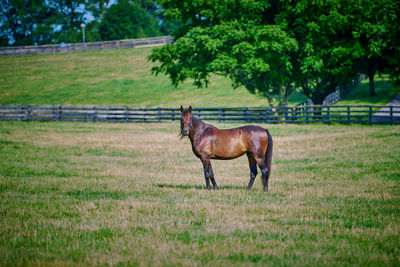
[347,106,350,125]
[218,108,222,123]
[369,106,372,126]
[245,108,249,122]
[306,106,309,124]
[158,107,161,122]
[390,105,393,125]
[27,105,31,122]
[93,106,97,122]
[326,106,330,124]
[125,106,129,122]
[285,107,289,123]
[58,105,63,121]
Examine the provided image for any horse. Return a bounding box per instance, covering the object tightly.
[180,106,273,191]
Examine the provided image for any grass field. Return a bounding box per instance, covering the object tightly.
[338,76,400,106]
[0,120,399,265]
[0,48,273,107]
[0,47,309,107]
[2,47,400,108]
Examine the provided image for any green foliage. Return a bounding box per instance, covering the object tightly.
[0,0,102,45]
[99,1,161,40]
[150,0,400,105]
[0,0,56,46]
[151,0,300,105]
[0,0,172,45]
[350,0,400,95]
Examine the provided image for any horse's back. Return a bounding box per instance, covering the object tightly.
[203,125,269,159]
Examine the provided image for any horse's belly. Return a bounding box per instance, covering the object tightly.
[210,137,247,159]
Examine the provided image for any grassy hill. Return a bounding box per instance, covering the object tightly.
[1,47,398,107]
[0,47,306,107]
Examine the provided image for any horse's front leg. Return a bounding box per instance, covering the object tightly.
[201,157,218,190]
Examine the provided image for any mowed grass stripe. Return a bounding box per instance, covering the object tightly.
[0,121,399,265]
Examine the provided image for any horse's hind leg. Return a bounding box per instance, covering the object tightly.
[246,153,258,190]
[201,157,218,190]
[255,157,269,191]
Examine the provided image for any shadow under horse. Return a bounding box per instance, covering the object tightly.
[180,106,273,191]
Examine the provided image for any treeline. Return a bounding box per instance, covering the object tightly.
[149,0,400,106]
[0,0,181,46]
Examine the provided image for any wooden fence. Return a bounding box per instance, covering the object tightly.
[0,104,399,125]
[0,36,173,56]
[297,75,367,106]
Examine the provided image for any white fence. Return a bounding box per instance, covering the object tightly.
[0,36,173,56]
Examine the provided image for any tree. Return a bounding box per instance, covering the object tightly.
[0,0,102,45]
[149,0,299,106]
[351,0,400,96]
[99,0,161,40]
[149,0,361,106]
[0,0,56,46]
[289,0,360,104]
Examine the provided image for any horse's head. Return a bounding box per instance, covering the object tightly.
[180,105,192,137]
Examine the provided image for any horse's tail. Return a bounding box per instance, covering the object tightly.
[265,129,273,178]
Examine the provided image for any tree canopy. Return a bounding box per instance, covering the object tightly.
[99,0,161,40]
[149,0,400,105]
[0,0,178,46]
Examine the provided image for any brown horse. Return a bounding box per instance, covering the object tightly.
[180,106,273,191]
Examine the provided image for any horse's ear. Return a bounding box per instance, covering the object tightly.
[188,106,192,113]
[180,106,184,113]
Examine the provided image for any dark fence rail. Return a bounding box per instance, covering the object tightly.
[0,104,399,125]
[0,36,173,56]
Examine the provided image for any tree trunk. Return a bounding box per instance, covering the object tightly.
[310,93,324,120]
[368,70,376,97]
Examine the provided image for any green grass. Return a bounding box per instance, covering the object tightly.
[2,48,400,107]
[0,121,399,265]
[338,76,400,106]
[0,47,308,107]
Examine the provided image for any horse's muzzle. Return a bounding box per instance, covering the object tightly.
[182,129,190,136]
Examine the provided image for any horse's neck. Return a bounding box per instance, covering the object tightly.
[189,117,206,141]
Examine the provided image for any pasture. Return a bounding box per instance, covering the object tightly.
[0,48,285,107]
[0,121,399,265]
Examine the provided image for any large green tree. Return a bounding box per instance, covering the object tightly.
[149,0,300,106]
[0,0,56,46]
[289,0,360,104]
[0,0,102,45]
[149,0,362,105]
[99,0,161,40]
[351,0,400,96]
